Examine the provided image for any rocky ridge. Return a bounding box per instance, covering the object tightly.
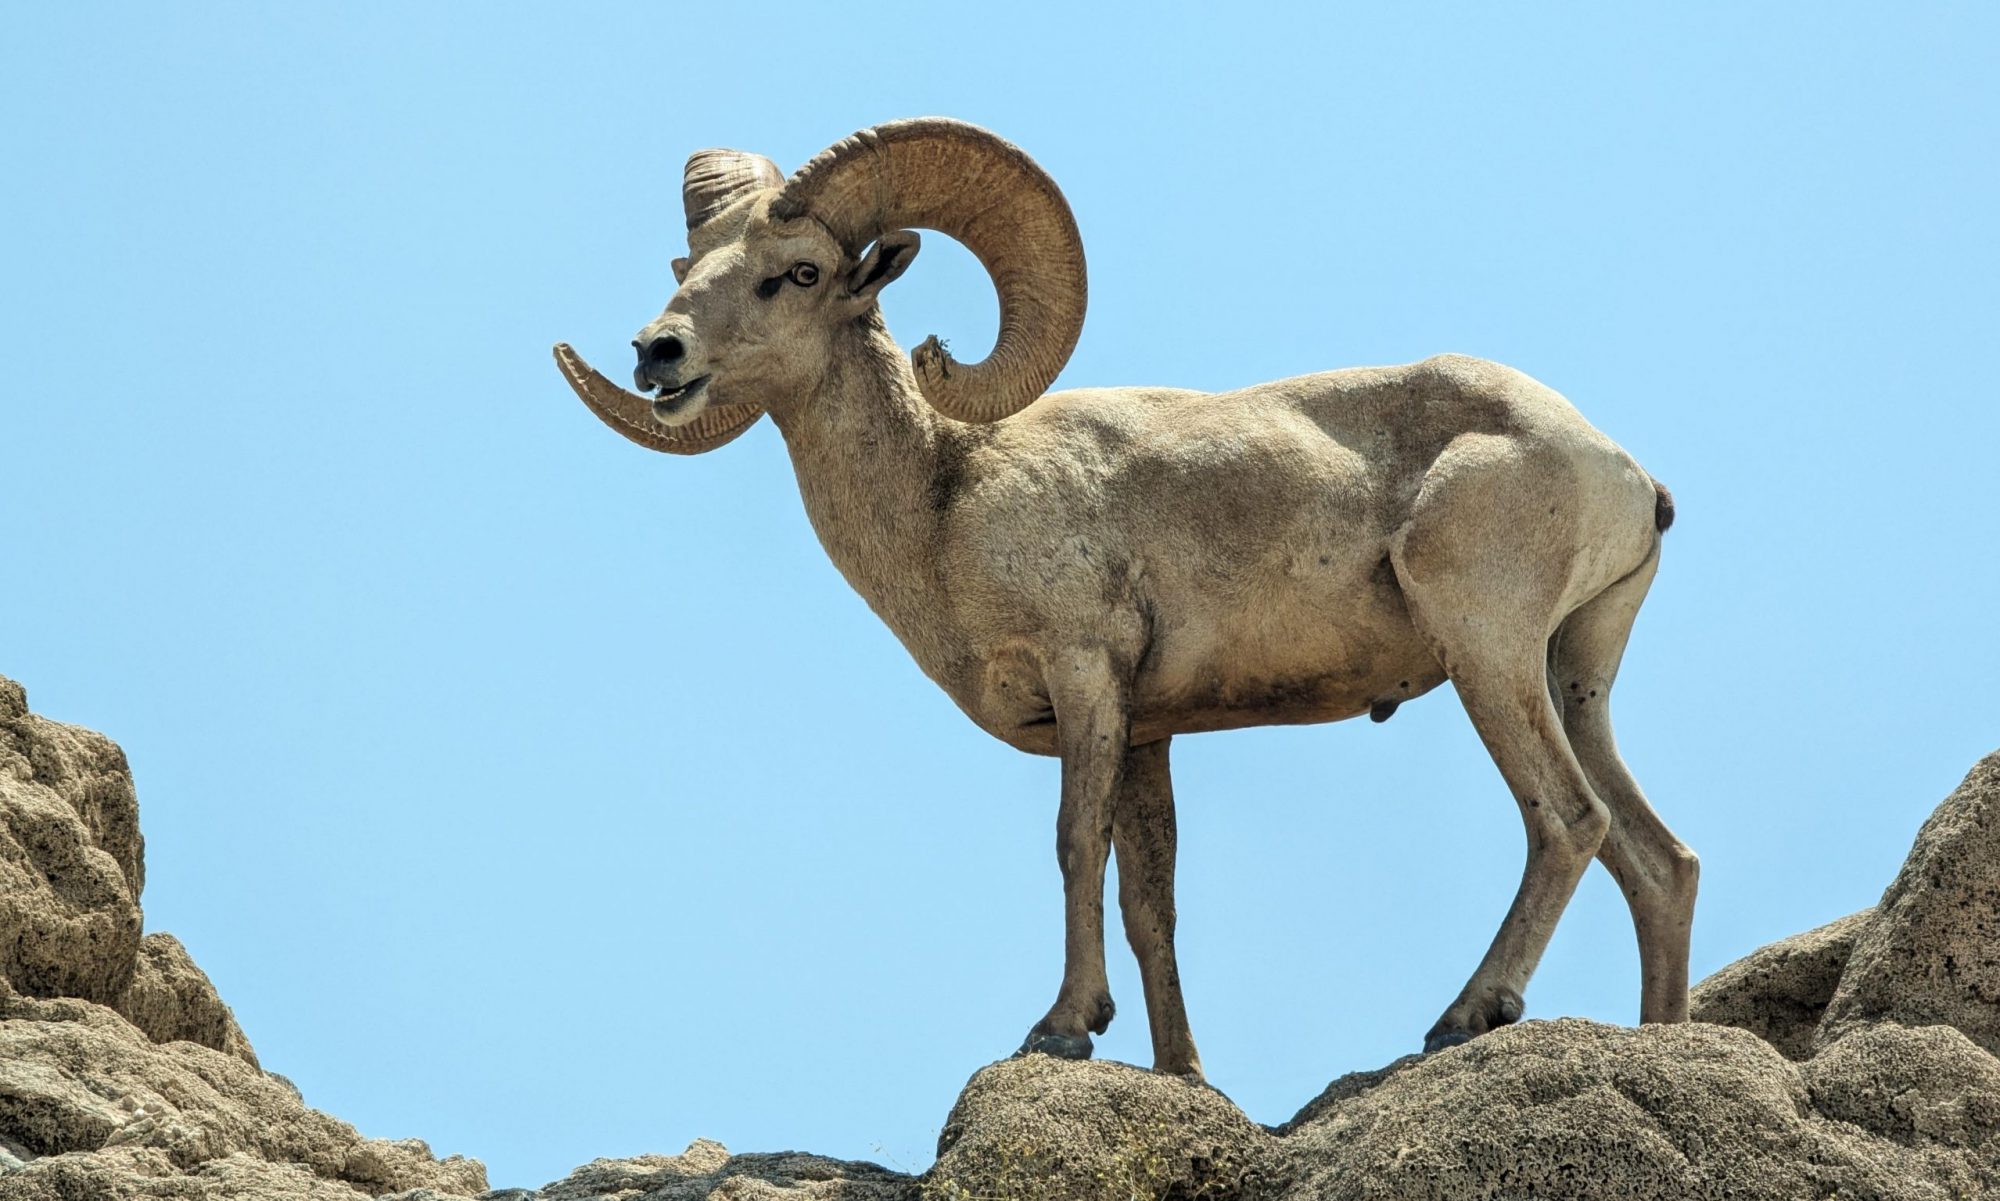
[3,673,1997,1199]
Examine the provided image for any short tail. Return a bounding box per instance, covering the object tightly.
[1652,478,1676,533]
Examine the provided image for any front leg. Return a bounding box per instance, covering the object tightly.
[1019,649,1129,1061]
[1113,737,1203,1078]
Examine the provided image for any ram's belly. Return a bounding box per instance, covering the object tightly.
[974,571,1447,756]
[1127,589,1445,744]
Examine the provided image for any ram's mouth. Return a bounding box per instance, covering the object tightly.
[650,375,711,422]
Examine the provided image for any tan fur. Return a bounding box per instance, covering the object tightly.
[562,128,1696,1077]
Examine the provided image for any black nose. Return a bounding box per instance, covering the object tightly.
[636,335,684,366]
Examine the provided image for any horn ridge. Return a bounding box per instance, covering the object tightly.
[772,117,1086,423]
[683,150,783,231]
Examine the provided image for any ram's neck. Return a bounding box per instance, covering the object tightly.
[768,315,960,671]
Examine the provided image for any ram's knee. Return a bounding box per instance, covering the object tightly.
[1536,794,1609,861]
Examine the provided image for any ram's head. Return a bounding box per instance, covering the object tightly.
[555,118,1089,452]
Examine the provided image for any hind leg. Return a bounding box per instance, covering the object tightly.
[1549,549,1699,1023]
[1394,562,1611,1051]
[1390,441,1618,1051]
[1412,630,1611,1051]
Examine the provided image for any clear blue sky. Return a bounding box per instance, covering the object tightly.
[5,3,1996,1190]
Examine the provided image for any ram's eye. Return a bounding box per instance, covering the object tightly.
[757,262,820,299]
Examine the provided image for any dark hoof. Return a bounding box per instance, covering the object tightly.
[1016,1027,1095,1061]
[1422,1026,1472,1054]
[1089,994,1116,1035]
[1422,987,1525,1054]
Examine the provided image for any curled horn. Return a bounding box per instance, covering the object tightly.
[553,150,782,453]
[771,118,1086,424]
[552,344,762,455]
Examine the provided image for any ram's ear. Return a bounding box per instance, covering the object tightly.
[671,256,691,285]
[842,231,920,309]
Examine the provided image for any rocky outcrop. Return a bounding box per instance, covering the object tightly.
[928,1056,1269,1199]
[4,673,1998,1200]
[1270,1018,1993,1200]
[1,677,484,1198]
[0,978,486,1199]
[1257,757,2000,1200]
[1,679,254,1069]
[555,1008,2000,1201]
[531,1139,910,1200]
[0,676,144,1007]
[1687,751,2000,1074]
[1819,752,2000,1057]
[115,932,260,1069]
[1689,908,1871,1060]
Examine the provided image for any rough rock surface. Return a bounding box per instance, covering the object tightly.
[0,979,487,1199]
[1272,1018,1991,1200]
[533,1138,911,1200]
[116,932,261,1068]
[5,674,1999,1201]
[1803,1022,2000,1154]
[1,677,484,1199]
[928,1056,1269,1199]
[0,676,144,1006]
[1819,751,2000,1058]
[1689,908,1871,1060]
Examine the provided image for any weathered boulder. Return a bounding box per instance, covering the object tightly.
[1270,1017,1993,1201]
[925,1056,1268,1200]
[0,980,484,1192]
[1802,1022,2000,1155]
[0,677,144,1006]
[1819,752,2000,1058]
[2,678,256,1070]
[0,678,483,1198]
[0,981,487,1199]
[115,932,260,1068]
[0,1148,394,1201]
[534,1138,911,1200]
[1689,908,1872,1060]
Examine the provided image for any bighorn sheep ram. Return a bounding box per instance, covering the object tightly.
[554,118,1696,1077]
